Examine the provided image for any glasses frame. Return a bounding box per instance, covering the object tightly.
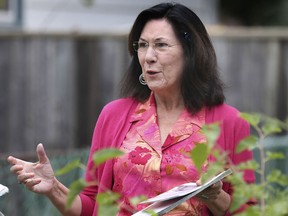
[132,41,180,53]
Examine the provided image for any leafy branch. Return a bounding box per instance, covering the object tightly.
[56,113,288,215]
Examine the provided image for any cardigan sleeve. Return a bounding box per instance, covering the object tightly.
[79,102,106,216]
[206,104,256,215]
[79,98,138,216]
[206,104,255,182]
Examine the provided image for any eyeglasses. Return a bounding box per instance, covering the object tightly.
[132,41,179,53]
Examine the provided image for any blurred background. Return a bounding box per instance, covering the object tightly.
[0,0,287,215]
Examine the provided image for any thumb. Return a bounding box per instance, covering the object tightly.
[196,179,202,186]
[36,143,50,164]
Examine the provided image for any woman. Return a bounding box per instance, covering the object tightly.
[7,3,255,216]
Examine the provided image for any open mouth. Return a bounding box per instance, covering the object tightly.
[147,70,158,75]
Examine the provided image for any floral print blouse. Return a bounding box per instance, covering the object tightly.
[113,95,207,216]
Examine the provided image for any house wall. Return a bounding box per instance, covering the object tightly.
[23,0,219,32]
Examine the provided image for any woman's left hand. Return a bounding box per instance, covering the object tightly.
[195,180,223,201]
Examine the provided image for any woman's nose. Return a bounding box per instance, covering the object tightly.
[144,46,157,63]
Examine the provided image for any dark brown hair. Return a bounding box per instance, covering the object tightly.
[121,2,225,114]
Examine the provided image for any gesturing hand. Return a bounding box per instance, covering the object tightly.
[7,143,55,195]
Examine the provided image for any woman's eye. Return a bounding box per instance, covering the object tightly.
[139,42,148,48]
[155,43,169,48]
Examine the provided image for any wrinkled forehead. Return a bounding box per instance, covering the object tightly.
[139,19,178,42]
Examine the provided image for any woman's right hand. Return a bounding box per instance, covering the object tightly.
[7,143,56,195]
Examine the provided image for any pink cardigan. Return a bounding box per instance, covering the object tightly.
[79,98,255,216]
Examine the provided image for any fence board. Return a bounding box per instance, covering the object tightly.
[213,38,282,117]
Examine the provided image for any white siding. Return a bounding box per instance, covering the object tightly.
[23,0,218,33]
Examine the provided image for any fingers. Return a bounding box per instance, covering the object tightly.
[17,172,35,184]
[210,180,223,189]
[7,156,24,166]
[24,178,42,188]
[7,156,24,174]
[10,164,24,175]
[197,180,223,202]
[200,193,218,200]
[196,179,202,186]
[197,189,221,201]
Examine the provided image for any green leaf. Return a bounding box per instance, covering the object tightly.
[67,179,87,208]
[240,113,261,128]
[266,151,285,161]
[229,183,263,212]
[262,121,282,136]
[237,160,259,171]
[190,143,209,172]
[236,135,258,153]
[200,123,221,147]
[236,205,261,216]
[96,191,120,205]
[201,165,224,183]
[93,148,124,166]
[97,192,120,216]
[266,199,288,215]
[267,170,288,186]
[229,189,250,212]
[142,209,157,216]
[130,195,147,207]
[55,159,81,176]
[98,205,119,216]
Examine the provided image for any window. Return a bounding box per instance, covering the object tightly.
[0,0,22,28]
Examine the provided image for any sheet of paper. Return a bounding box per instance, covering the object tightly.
[132,169,232,216]
[140,182,198,203]
[0,184,9,197]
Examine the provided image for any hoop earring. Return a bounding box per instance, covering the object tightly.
[139,74,147,85]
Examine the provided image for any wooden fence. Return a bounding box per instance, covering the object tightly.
[0,27,288,155]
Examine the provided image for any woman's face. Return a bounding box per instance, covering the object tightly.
[137,19,185,95]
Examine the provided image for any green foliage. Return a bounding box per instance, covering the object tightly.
[236,112,288,215]
[55,159,82,176]
[190,143,209,172]
[92,148,124,166]
[196,112,288,215]
[0,0,5,9]
[194,123,228,182]
[66,179,87,209]
[58,112,288,216]
[97,191,120,216]
[236,159,259,171]
[54,148,124,214]
[200,123,221,148]
[219,0,288,26]
[265,152,285,162]
[267,170,288,186]
[236,205,262,216]
[97,191,120,205]
[236,135,258,153]
[240,113,261,128]
[130,195,147,208]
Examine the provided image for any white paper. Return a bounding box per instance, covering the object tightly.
[0,184,9,197]
[140,182,198,204]
[132,169,232,216]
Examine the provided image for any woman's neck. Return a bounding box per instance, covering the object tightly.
[154,92,185,112]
